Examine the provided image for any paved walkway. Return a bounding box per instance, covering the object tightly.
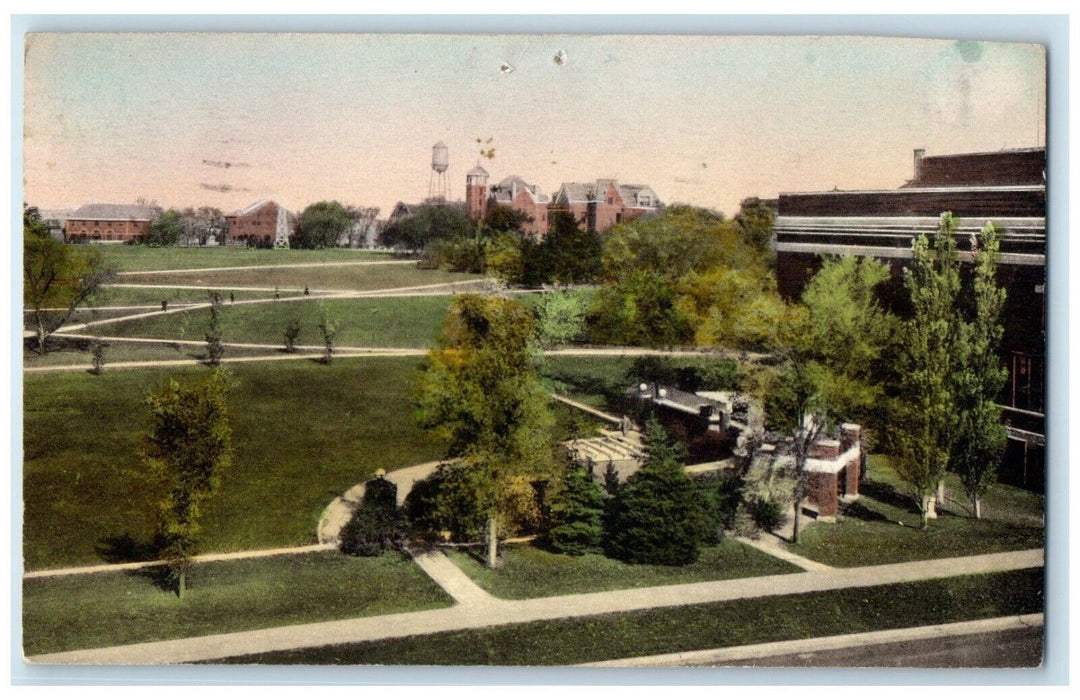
[550,394,623,425]
[24,543,337,579]
[734,535,833,572]
[27,548,1043,665]
[116,260,415,275]
[582,613,1045,667]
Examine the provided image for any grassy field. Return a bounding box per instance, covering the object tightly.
[446,540,800,599]
[788,455,1045,567]
[23,550,453,656]
[22,340,308,369]
[87,295,455,349]
[96,246,398,272]
[23,356,446,569]
[219,567,1043,665]
[116,264,490,292]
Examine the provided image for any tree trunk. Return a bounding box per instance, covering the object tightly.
[36,317,48,356]
[936,479,946,506]
[486,514,499,569]
[791,496,802,544]
[176,565,186,598]
[974,495,983,519]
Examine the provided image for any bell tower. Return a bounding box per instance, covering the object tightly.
[466,164,490,223]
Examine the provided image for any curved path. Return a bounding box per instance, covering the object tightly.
[27,547,1044,665]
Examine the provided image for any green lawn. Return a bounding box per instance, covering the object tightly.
[219,567,1043,665]
[24,356,446,569]
[446,540,800,599]
[116,264,489,292]
[23,340,301,369]
[97,246,398,272]
[23,550,453,656]
[87,295,455,349]
[540,356,639,412]
[787,455,1045,568]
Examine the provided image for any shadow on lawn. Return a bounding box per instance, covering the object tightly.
[96,534,187,594]
[858,479,920,515]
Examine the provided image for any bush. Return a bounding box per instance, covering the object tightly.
[339,476,403,557]
[402,464,486,543]
[283,319,302,353]
[746,496,787,532]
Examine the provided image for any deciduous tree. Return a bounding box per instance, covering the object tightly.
[294,201,351,249]
[953,222,1009,518]
[416,294,555,567]
[142,369,233,596]
[894,213,963,528]
[23,206,114,354]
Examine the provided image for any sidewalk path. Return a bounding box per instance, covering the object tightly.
[734,535,833,572]
[27,548,1043,665]
[24,543,337,579]
[581,613,1045,667]
[116,260,415,275]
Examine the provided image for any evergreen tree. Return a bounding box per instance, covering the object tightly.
[547,464,605,555]
[604,418,704,565]
[953,222,1009,518]
[339,476,403,557]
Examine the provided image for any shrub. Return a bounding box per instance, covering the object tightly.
[747,496,787,532]
[89,338,107,375]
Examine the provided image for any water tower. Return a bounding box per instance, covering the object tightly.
[429,141,450,201]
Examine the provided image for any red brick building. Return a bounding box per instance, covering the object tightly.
[488,175,551,237]
[774,147,1046,489]
[64,203,160,243]
[550,179,661,234]
[225,199,297,248]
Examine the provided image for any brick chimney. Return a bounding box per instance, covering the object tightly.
[913,148,926,182]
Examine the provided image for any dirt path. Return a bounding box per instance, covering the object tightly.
[26,548,1044,665]
[116,260,415,275]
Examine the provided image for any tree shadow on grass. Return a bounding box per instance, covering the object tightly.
[840,500,890,523]
[95,533,159,564]
[859,479,921,515]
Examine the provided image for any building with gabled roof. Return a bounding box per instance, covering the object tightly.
[224,199,297,248]
[551,178,661,234]
[65,203,162,243]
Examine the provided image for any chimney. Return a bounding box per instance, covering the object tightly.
[913,148,926,182]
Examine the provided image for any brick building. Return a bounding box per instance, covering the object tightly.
[550,179,661,234]
[774,147,1046,489]
[466,168,553,237]
[64,203,160,243]
[225,199,297,248]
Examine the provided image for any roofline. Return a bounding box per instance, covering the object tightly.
[779,185,1045,197]
[920,147,1046,159]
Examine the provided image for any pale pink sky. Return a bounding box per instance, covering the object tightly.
[23,34,1045,217]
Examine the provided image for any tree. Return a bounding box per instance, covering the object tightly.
[734,197,776,255]
[343,205,380,248]
[952,222,1008,518]
[283,318,302,353]
[379,203,473,251]
[205,291,224,366]
[178,207,226,246]
[147,209,183,246]
[543,211,603,285]
[587,270,693,347]
[483,203,532,234]
[546,463,605,555]
[293,201,351,249]
[535,289,589,348]
[604,417,705,565]
[317,303,340,364]
[142,370,233,596]
[416,294,555,567]
[799,255,895,429]
[24,206,114,354]
[894,213,963,528]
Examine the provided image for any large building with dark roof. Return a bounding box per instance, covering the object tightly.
[64,203,161,243]
[550,179,661,234]
[774,147,1046,489]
